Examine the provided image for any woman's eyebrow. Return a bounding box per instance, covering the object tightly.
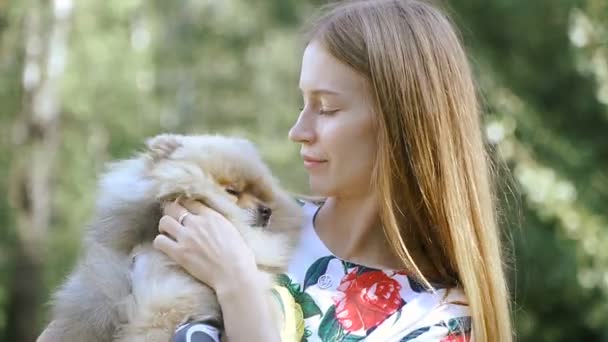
[299,87,342,96]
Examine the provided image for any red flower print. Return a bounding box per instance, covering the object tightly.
[441,333,471,342]
[333,268,403,333]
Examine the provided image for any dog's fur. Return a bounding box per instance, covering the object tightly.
[49,134,304,341]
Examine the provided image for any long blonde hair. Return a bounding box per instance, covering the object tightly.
[304,1,512,341]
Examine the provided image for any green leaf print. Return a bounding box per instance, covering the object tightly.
[341,260,357,273]
[407,276,428,293]
[317,305,365,342]
[276,273,293,287]
[303,255,335,289]
[341,335,365,341]
[444,316,472,334]
[289,282,302,295]
[340,260,378,276]
[276,273,303,299]
[301,328,312,342]
[392,308,402,326]
[317,305,343,342]
[399,326,431,341]
[297,291,322,318]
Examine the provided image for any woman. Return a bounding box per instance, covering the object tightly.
[39,0,512,341]
[164,0,512,341]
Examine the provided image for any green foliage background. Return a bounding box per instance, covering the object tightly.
[1,0,607,340]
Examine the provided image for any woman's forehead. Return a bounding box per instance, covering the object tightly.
[299,42,367,97]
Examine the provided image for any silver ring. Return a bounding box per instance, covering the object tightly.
[178,212,190,226]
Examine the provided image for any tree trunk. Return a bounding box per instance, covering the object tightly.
[6,0,72,340]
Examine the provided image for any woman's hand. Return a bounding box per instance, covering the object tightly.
[153,199,257,291]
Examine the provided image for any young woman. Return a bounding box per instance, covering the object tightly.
[38,0,512,341]
[161,1,512,341]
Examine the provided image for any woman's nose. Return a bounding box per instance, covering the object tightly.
[288,112,315,143]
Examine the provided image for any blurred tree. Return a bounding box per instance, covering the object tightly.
[147,0,311,187]
[0,0,23,336]
[4,0,73,340]
[448,0,608,340]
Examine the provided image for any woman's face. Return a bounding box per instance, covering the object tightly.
[289,41,378,198]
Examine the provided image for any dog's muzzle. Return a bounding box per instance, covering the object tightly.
[256,205,272,227]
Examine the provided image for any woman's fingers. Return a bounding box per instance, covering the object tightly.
[164,201,202,229]
[153,234,180,260]
[163,201,191,223]
[181,199,216,216]
[158,215,184,240]
[181,198,205,213]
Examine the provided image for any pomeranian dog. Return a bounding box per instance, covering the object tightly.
[48,133,304,341]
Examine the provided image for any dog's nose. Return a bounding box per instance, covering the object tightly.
[259,206,272,219]
[258,205,272,226]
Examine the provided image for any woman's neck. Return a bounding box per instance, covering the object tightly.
[314,194,402,270]
[314,194,443,280]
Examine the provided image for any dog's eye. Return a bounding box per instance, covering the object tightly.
[225,188,240,197]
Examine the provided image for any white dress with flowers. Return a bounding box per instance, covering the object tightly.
[271,201,472,342]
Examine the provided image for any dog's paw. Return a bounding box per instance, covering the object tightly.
[145,134,182,162]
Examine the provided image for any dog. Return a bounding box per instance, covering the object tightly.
[48,133,304,341]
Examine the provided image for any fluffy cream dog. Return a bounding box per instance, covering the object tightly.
[48,133,303,341]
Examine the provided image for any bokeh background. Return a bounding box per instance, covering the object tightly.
[1,0,607,341]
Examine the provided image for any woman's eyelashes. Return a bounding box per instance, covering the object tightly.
[299,103,339,115]
[319,108,339,115]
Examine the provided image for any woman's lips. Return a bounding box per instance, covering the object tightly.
[302,155,327,169]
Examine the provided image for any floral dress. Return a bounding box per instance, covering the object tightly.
[271,201,471,342]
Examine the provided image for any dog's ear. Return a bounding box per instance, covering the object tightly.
[145,134,183,162]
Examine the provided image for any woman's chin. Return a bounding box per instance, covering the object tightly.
[308,179,333,197]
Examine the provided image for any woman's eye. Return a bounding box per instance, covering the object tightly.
[319,108,339,115]
[225,188,240,197]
